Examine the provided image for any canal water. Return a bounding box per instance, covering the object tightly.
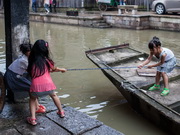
[1,18,180,135]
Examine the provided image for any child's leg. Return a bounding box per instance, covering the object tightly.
[34,99,46,113]
[155,71,161,85]
[27,94,38,125]
[49,92,64,112]
[161,72,169,89]
[149,71,161,91]
[161,72,170,96]
[35,99,39,109]
[29,94,37,119]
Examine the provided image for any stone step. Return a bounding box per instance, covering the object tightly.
[92,21,112,28]
[93,20,106,23]
[91,18,111,28]
[97,22,110,26]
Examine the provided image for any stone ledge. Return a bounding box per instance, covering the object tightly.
[0,101,124,135]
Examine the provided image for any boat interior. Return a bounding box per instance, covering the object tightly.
[87,44,180,114]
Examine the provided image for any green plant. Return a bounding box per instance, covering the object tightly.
[67,8,78,11]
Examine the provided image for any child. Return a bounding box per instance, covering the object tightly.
[4,43,46,112]
[120,0,128,13]
[53,0,57,13]
[120,0,126,5]
[44,0,50,13]
[27,40,66,125]
[138,36,176,96]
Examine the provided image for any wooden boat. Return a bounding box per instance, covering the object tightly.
[85,43,180,135]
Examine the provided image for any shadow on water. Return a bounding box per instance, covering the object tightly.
[1,18,180,134]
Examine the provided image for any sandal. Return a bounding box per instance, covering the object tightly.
[39,104,46,110]
[57,110,65,118]
[27,117,37,126]
[148,84,160,91]
[36,107,46,113]
[161,88,170,96]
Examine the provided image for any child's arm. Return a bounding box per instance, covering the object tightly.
[147,54,166,68]
[138,52,153,68]
[51,67,67,73]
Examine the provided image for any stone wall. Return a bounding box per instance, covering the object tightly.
[1,11,180,31]
[103,15,150,30]
[29,14,104,27]
[103,14,180,31]
[149,16,180,31]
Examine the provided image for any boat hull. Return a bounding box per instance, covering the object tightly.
[86,44,180,135]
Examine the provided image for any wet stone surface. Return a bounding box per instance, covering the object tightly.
[0,99,124,135]
[46,106,103,135]
[14,116,70,135]
[0,128,21,135]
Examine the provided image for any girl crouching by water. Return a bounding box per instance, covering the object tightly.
[27,40,66,125]
[138,36,176,96]
[4,43,46,113]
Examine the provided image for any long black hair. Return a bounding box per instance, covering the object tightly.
[148,36,161,49]
[27,40,54,78]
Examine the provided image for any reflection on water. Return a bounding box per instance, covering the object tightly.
[1,18,180,135]
[59,94,70,98]
[77,101,108,118]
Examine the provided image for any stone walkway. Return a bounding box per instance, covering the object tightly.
[0,99,124,135]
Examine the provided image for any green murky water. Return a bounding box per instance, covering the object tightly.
[1,18,180,135]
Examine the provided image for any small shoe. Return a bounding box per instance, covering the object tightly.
[57,110,65,118]
[27,117,37,126]
[39,104,46,110]
[36,105,46,113]
[148,84,160,91]
[161,88,169,96]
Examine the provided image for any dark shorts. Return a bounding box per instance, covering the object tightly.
[4,69,31,92]
[31,90,55,97]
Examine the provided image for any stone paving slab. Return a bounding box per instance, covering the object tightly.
[0,100,124,135]
[0,118,11,130]
[46,106,103,135]
[0,128,21,135]
[14,116,70,135]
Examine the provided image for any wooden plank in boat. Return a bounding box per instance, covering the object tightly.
[136,68,156,77]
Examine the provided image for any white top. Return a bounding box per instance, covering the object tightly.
[8,55,28,75]
[160,48,174,61]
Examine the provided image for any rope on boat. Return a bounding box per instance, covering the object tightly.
[67,66,143,71]
[67,66,180,71]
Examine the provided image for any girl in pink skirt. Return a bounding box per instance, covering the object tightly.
[27,39,66,125]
